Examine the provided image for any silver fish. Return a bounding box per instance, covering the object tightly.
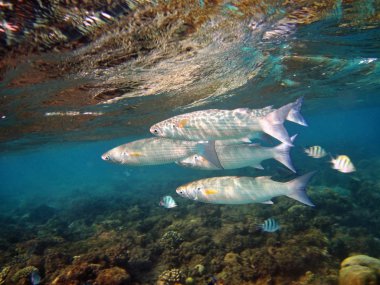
[257,218,280,232]
[176,172,315,206]
[101,137,222,167]
[159,196,177,208]
[304,146,327,158]
[331,155,355,173]
[177,134,297,172]
[150,99,305,146]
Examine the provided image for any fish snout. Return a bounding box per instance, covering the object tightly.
[150,125,161,136]
[101,153,110,161]
[176,186,186,196]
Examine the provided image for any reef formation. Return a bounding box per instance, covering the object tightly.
[0,162,379,284]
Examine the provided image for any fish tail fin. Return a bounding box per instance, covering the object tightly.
[287,97,308,126]
[273,134,297,173]
[285,171,316,206]
[259,102,293,146]
[196,141,223,169]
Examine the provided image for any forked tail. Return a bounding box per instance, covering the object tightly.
[259,102,293,146]
[287,97,308,127]
[285,171,316,206]
[273,134,297,173]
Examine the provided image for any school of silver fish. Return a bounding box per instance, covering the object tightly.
[101,97,355,210]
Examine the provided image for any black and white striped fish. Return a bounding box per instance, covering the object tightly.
[304,145,327,158]
[331,155,355,173]
[257,218,280,232]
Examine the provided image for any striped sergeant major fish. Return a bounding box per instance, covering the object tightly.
[331,155,355,173]
[159,196,177,209]
[176,172,316,206]
[101,137,222,168]
[304,145,327,158]
[257,218,280,232]
[150,97,307,147]
[176,135,297,173]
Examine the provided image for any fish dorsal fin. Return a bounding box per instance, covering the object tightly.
[240,137,252,143]
[262,105,274,112]
[261,200,274,204]
[250,163,264,170]
[196,141,223,169]
[235,107,251,113]
[255,176,272,183]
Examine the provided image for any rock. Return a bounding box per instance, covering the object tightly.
[51,262,101,285]
[0,266,10,285]
[339,255,380,285]
[11,266,39,285]
[95,267,131,285]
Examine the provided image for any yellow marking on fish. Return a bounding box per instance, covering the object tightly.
[204,189,218,195]
[129,152,144,157]
[178,118,189,128]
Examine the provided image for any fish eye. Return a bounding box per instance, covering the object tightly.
[104,155,110,160]
[172,124,176,128]
[153,129,159,134]
[197,187,201,191]
[179,191,183,194]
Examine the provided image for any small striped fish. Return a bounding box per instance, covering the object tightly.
[304,146,327,158]
[159,196,177,209]
[257,218,280,232]
[331,155,355,173]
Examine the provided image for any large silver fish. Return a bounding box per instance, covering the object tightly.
[176,135,297,172]
[101,137,221,167]
[150,98,306,146]
[176,172,315,206]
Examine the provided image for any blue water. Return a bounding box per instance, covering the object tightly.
[1,106,379,211]
[1,1,380,284]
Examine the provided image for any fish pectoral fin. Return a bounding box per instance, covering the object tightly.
[261,200,274,204]
[204,189,218,195]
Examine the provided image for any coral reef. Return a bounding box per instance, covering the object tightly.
[160,231,184,249]
[95,267,131,285]
[157,268,184,285]
[339,255,380,285]
[11,266,39,284]
[0,165,379,284]
[0,267,10,285]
